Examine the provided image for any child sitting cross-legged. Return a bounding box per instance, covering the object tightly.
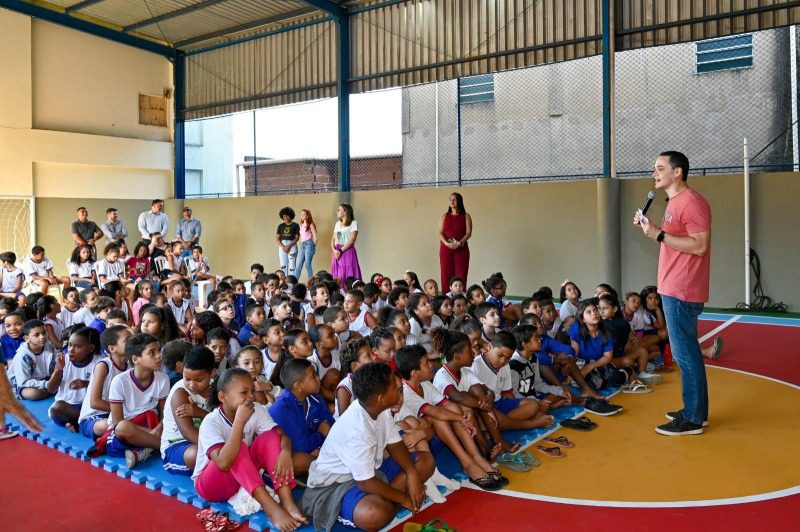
[107,333,170,468]
[308,324,341,411]
[471,331,555,431]
[269,358,335,475]
[396,344,507,492]
[78,325,132,440]
[160,346,214,476]
[8,319,58,400]
[194,368,307,532]
[334,337,374,418]
[48,326,103,431]
[430,327,519,458]
[301,362,434,532]
[509,324,573,407]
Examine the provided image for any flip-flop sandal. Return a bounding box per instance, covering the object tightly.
[488,470,510,486]
[516,450,541,467]
[496,452,533,473]
[469,476,502,491]
[403,519,457,532]
[560,418,596,431]
[622,380,652,394]
[577,416,599,428]
[544,436,575,448]
[535,445,566,458]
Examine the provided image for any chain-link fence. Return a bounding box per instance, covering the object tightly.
[184,27,798,198]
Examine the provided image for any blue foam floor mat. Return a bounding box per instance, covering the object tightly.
[4,386,616,531]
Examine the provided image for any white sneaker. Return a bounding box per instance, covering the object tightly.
[0,428,18,440]
[638,371,663,385]
[424,478,447,503]
[125,448,152,469]
[429,468,462,491]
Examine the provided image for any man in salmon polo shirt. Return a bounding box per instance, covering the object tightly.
[634,151,712,436]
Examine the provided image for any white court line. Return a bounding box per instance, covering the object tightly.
[698,315,741,343]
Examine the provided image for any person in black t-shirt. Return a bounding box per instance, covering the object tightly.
[275,207,300,275]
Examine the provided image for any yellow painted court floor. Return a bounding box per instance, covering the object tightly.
[500,366,800,502]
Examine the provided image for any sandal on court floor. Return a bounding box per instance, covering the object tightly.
[535,445,566,458]
[197,509,241,532]
[621,380,652,394]
[560,417,597,431]
[488,470,510,486]
[469,476,503,491]
[496,452,533,472]
[544,436,575,448]
[403,519,457,532]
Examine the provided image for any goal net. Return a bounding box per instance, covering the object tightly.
[0,197,34,261]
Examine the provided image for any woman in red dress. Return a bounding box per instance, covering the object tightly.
[438,192,473,290]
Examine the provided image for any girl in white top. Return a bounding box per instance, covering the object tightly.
[95,244,126,289]
[78,325,131,438]
[334,338,373,419]
[166,282,193,335]
[193,368,306,530]
[67,244,96,289]
[407,293,444,353]
[161,347,214,476]
[35,295,62,349]
[49,327,102,430]
[558,281,582,330]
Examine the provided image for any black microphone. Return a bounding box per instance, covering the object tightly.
[640,190,655,216]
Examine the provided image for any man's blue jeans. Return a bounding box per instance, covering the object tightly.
[661,294,708,425]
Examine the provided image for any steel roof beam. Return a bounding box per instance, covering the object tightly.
[65,0,106,14]
[123,0,227,32]
[298,0,346,18]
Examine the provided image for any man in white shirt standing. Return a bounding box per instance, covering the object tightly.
[175,207,202,257]
[100,207,129,244]
[137,199,169,242]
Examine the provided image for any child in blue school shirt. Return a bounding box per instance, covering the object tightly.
[269,358,335,476]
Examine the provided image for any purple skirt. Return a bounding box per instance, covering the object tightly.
[331,246,362,283]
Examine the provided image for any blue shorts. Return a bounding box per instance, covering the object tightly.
[78,414,108,439]
[162,440,194,476]
[494,397,523,415]
[338,455,414,528]
[106,428,144,458]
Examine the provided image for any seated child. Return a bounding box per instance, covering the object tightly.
[270,358,335,475]
[206,327,233,373]
[558,281,582,330]
[238,303,267,348]
[8,319,58,399]
[106,309,128,328]
[301,362,433,532]
[396,344,505,491]
[234,345,275,405]
[78,325,132,439]
[269,294,293,324]
[471,331,555,430]
[49,326,102,430]
[308,324,341,410]
[431,327,518,457]
[445,277,465,300]
[187,246,220,290]
[540,299,566,342]
[88,296,116,334]
[108,333,170,468]
[162,339,193,387]
[368,327,396,366]
[482,273,519,328]
[161,346,214,476]
[23,245,70,293]
[167,281,193,335]
[451,294,468,321]
[59,287,82,329]
[344,289,377,337]
[260,318,284,380]
[194,368,307,531]
[74,288,99,327]
[1,310,25,364]
[474,302,500,343]
[335,338,373,418]
[598,294,658,384]
[0,251,25,305]
[509,324,572,407]
[322,305,353,347]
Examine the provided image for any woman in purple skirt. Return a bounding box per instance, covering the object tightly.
[330,203,362,285]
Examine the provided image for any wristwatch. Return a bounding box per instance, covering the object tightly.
[657,230,666,242]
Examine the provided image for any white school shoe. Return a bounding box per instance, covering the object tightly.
[424,478,447,503]
[430,467,462,491]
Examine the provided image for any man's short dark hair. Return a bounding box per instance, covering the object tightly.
[352,362,393,402]
[151,199,164,206]
[659,151,690,183]
[106,207,118,214]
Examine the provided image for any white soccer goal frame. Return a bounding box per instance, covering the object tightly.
[0,195,36,259]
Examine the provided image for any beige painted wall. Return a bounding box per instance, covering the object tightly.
[0,9,173,199]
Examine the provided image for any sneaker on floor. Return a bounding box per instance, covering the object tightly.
[709,337,724,359]
[0,428,18,440]
[645,362,657,373]
[656,416,704,436]
[638,371,663,385]
[125,448,152,469]
[665,411,709,427]
[584,398,623,416]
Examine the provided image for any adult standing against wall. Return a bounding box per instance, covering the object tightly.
[293,209,317,281]
[275,207,300,275]
[137,199,169,241]
[635,151,712,436]
[100,207,129,244]
[438,192,472,291]
[176,206,202,257]
[71,207,103,258]
[330,203,362,285]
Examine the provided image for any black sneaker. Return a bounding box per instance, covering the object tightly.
[584,398,623,416]
[655,416,704,436]
[665,411,709,427]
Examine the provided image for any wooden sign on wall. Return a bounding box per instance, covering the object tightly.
[139,94,168,127]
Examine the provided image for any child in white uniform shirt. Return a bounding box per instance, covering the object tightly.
[49,327,102,431]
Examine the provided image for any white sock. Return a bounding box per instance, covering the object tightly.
[430,468,462,490]
[424,478,447,503]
